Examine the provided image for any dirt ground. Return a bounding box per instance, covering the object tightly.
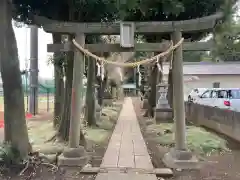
[132,97,240,180]
[0,112,53,142]
[0,102,123,180]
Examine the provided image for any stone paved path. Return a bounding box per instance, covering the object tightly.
[95,97,157,180]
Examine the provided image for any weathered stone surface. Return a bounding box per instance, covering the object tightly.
[58,154,89,167]
[80,167,100,174]
[95,172,158,180]
[163,148,201,169]
[155,84,173,122]
[63,147,86,158]
[95,97,158,179]
[154,168,173,177]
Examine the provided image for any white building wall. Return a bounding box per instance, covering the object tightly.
[163,74,240,100]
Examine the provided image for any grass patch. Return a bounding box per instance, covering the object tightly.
[27,103,122,152]
[147,122,230,156]
[27,120,65,154]
[85,129,110,144]
[84,104,121,144]
[28,120,56,144]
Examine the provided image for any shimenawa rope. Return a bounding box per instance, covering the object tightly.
[72,38,184,67]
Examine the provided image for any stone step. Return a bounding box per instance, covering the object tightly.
[81,167,173,177]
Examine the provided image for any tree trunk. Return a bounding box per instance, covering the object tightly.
[0,0,29,157]
[96,62,102,106]
[52,33,64,127]
[97,79,103,106]
[167,68,173,109]
[143,64,152,117]
[85,57,96,126]
[58,42,74,141]
[147,65,158,117]
[102,76,108,98]
[55,3,86,144]
[58,4,75,141]
[57,49,86,144]
[166,51,174,110]
[97,75,107,106]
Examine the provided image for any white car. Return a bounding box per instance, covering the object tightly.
[195,88,240,112]
[187,88,207,102]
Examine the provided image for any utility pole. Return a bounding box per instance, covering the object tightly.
[29,26,38,115]
[25,27,29,112]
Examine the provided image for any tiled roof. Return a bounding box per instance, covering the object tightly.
[163,62,240,75]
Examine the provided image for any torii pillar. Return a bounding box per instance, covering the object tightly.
[58,34,88,166]
[163,31,200,169]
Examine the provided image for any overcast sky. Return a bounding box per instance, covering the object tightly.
[14,26,53,79]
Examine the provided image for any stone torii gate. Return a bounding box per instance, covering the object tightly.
[38,12,222,168]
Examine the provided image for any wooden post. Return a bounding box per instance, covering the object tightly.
[69,33,85,148]
[172,31,186,150]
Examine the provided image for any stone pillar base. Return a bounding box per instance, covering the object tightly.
[155,108,172,122]
[58,146,89,167]
[163,148,201,169]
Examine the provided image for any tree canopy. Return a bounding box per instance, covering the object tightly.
[13,0,227,23]
[123,0,225,21]
[13,0,234,44]
[211,0,240,61]
[13,0,118,23]
[212,22,240,61]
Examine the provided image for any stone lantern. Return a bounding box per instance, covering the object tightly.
[155,83,172,122]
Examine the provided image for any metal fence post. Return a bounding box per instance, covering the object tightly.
[47,89,49,112]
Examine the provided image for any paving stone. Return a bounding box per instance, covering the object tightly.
[95,172,158,180]
[101,148,119,167]
[118,155,135,168]
[135,155,154,169]
[133,141,148,156]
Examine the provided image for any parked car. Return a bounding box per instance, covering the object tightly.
[195,88,240,111]
[187,88,207,102]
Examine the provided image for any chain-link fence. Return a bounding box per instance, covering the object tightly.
[23,85,87,113]
[0,82,88,114]
[24,94,54,113]
[22,83,55,113]
[0,94,54,113]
